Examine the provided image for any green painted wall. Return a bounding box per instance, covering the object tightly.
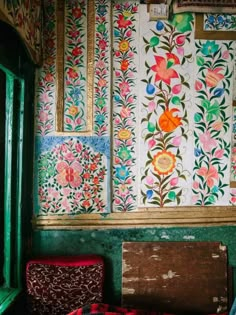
[32,226,236,305]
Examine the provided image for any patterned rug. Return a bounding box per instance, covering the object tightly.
[173,0,236,13]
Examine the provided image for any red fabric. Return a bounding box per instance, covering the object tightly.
[67,304,228,315]
[26,256,104,315]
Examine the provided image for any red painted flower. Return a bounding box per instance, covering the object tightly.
[67,67,78,79]
[151,53,180,84]
[121,60,129,71]
[72,7,82,18]
[72,47,82,56]
[117,14,132,28]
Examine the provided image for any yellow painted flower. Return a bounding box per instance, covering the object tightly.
[119,40,129,52]
[123,10,132,17]
[68,105,79,116]
[118,128,131,140]
[152,150,176,175]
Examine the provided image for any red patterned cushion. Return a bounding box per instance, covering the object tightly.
[26,255,104,315]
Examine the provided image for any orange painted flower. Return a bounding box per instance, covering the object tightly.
[197,165,219,188]
[205,68,224,87]
[117,129,131,140]
[121,59,129,71]
[68,105,79,116]
[152,150,176,175]
[117,14,132,28]
[159,108,182,132]
[151,53,180,84]
[119,40,129,52]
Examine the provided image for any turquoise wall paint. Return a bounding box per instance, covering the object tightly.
[33,226,236,305]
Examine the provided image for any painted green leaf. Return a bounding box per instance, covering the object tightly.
[196,56,205,66]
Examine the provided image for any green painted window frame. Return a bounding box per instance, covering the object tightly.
[0,64,24,314]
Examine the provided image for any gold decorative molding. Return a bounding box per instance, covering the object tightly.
[33,206,236,230]
[56,0,95,135]
[195,14,236,40]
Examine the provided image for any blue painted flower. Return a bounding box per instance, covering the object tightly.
[70,87,81,99]
[212,185,219,193]
[194,147,202,157]
[213,88,224,97]
[146,189,153,199]
[114,95,120,102]
[115,166,129,180]
[201,40,219,56]
[207,15,215,24]
[95,114,105,126]
[114,29,120,37]
[146,84,155,95]
[97,4,107,16]
[156,20,164,31]
[217,15,224,24]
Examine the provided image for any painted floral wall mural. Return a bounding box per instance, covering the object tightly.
[34,1,236,216]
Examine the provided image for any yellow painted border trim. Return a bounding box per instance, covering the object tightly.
[195,14,236,40]
[33,206,236,230]
[55,0,94,135]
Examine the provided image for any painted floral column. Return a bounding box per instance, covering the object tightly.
[112,2,139,211]
[192,40,234,205]
[139,12,194,207]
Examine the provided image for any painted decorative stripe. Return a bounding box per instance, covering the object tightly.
[112,1,139,212]
[64,0,87,131]
[94,0,111,136]
[204,14,236,31]
[35,0,56,136]
[35,137,110,215]
[139,12,194,207]
[192,40,234,205]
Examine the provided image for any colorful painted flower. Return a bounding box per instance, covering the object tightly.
[205,68,224,87]
[152,150,176,175]
[68,105,79,116]
[119,81,131,96]
[56,161,82,188]
[150,53,180,84]
[117,129,131,140]
[197,165,219,188]
[117,14,132,28]
[201,41,219,56]
[121,59,129,71]
[119,40,130,52]
[115,165,129,180]
[159,108,182,132]
[199,131,217,152]
[118,147,132,160]
[171,13,193,32]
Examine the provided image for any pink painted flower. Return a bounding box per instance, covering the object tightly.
[170,177,179,186]
[115,198,121,205]
[99,39,107,50]
[199,131,217,152]
[126,30,132,37]
[231,196,236,204]
[195,80,203,91]
[192,181,199,190]
[120,106,131,118]
[212,120,223,131]
[62,188,71,197]
[148,101,156,112]
[172,135,182,147]
[127,96,134,103]
[148,138,156,149]
[206,68,224,87]
[128,51,134,58]
[176,35,185,46]
[151,53,180,84]
[192,195,200,204]
[222,50,229,59]
[214,149,224,159]
[172,84,182,94]
[56,161,82,188]
[119,81,131,96]
[177,47,184,56]
[40,92,50,103]
[146,176,154,185]
[39,111,48,123]
[115,71,121,77]
[197,164,219,188]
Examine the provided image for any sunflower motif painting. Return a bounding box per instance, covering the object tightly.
[140,13,194,207]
